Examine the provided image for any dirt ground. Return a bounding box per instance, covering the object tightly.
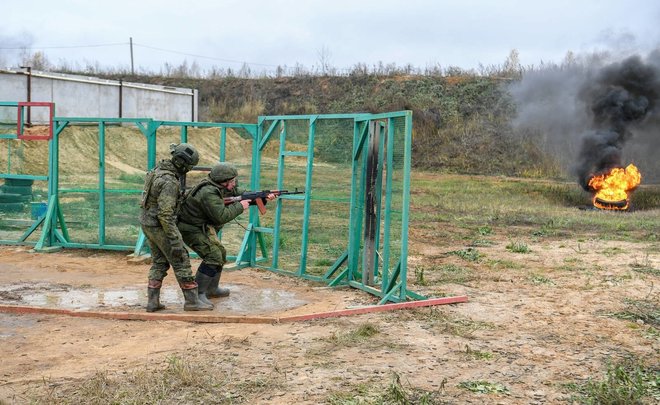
[0,227,658,403]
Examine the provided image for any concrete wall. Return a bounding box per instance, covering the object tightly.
[0,69,197,124]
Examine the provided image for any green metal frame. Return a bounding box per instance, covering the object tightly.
[248,111,418,303]
[0,103,420,303]
[37,117,153,251]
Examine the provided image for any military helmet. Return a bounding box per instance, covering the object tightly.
[170,143,199,172]
[209,162,238,184]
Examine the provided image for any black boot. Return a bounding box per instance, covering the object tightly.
[146,279,166,312]
[194,271,216,306]
[207,272,230,298]
[180,280,213,311]
[198,263,230,298]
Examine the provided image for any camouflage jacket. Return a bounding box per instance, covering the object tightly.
[177,178,244,231]
[139,159,182,241]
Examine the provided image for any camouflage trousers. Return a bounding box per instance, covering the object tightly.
[179,225,227,268]
[141,225,195,283]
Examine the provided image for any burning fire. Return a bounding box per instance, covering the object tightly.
[588,164,641,210]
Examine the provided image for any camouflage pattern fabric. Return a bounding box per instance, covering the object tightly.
[181,225,226,267]
[139,160,183,241]
[142,224,194,282]
[178,179,244,266]
[139,159,195,283]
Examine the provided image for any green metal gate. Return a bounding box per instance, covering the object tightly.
[241,111,416,303]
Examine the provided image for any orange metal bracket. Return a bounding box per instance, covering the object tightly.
[17,101,54,140]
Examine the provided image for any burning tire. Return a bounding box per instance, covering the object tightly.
[594,197,628,210]
[588,164,641,211]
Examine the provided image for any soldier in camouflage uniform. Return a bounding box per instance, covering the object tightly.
[178,163,275,305]
[139,143,213,312]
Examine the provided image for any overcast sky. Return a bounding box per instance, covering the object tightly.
[1,0,659,74]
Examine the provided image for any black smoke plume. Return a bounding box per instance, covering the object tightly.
[575,55,659,190]
[509,49,660,185]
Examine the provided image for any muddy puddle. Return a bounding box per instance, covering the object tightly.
[0,282,308,315]
[0,313,39,339]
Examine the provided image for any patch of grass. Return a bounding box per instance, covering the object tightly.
[570,242,588,254]
[407,307,496,338]
[327,323,380,346]
[458,380,509,395]
[235,374,285,396]
[536,184,591,207]
[601,246,626,257]
[557,264,587,272]
[568,359,660,404]
[323,245,346,256]
[470,238,494,247]
[506,241,531,253]
[326,393,370,404]
[314,258,334,267]
[643,326,660,340]
[606,298,660,327]
[485,258,523,270]
[326,373,445,405]
[600,273,633,286]
[221,335,251,348]
[461,344,494,361]
[326,383,370,405]
[630,255,660,276]
[118,172,145,184]
[277,232,290,250]
[31,354,233,404]
[412,176,658,243]
[564,257,582,264]
[447,247,482,261]
[383,373,442,405]
[532,219,565,237]
[529,274,555,285]
[477,226,492,236]
[631,187,660,210]
[556,257,588,272]
[414,266,428,286]
[436,263,476,284]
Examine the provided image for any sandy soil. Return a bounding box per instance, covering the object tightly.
[0,228,658,404]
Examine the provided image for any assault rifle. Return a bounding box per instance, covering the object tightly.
[224,188,305,214]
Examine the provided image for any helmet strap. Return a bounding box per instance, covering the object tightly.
[172,156,189,174]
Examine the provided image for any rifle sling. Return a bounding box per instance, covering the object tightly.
[186,178,223,199]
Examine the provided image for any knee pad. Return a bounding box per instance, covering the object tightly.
[198,262,220,277]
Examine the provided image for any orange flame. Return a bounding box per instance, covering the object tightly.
[587,164,641,210]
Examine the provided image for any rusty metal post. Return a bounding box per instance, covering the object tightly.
[118,79,123,118]
[20,66,32,126]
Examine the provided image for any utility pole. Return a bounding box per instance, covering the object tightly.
[130,37,134,75]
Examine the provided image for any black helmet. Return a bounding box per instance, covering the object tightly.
[209,162,238,184]
[170,143,199,173]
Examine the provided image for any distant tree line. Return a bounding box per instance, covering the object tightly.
[16,49,532,80]
[12,48,595,179]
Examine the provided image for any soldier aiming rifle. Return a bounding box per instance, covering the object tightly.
[178,163,301,304]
